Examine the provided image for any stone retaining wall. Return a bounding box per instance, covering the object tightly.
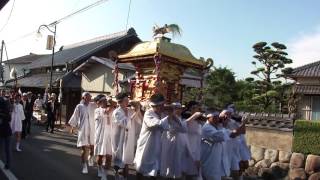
[246,146,320,180]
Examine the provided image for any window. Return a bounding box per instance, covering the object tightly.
[312,96,320,120]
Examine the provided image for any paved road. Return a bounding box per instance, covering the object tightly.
[0,123,136,180]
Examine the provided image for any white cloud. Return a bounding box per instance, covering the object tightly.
[288,26,320,68]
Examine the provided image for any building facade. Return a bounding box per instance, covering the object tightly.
[4,28,140,121]
[290,61,320,120]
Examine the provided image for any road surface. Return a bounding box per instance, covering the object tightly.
[0,123,136,180]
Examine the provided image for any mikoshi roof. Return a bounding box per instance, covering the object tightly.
[118,37,207,69]
[289,60,320,78]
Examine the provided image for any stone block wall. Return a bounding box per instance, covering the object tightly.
[246,146,320,180]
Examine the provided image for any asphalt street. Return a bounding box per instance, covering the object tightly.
[0,123,136,180]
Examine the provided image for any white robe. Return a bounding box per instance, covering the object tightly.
[160,117,188,178]
[182,120,202,176]
[239,134,251,161]
[201,122,231,180]
[226,119,241,171]
[69,102,96,147]
[111,107,134,167]
[94,107,113,156]
[134,109,167,177]
[10,103,25,133]
[123,110,142,165]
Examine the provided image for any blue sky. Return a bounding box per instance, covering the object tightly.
[1,0,320,79]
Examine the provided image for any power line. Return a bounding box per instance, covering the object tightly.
[50,0,109,26]
[6,0,109,45]
[6,30,36,44]
[0,0,16,33]
[125,0,132,30]
[4,41,9,61]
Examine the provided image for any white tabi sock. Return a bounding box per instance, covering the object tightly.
[97,166,102,177]
[16,142,22,151]
[82,163,88,174]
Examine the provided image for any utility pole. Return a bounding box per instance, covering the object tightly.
[0,40,4,83]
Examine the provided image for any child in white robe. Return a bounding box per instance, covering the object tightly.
[94,95,113,180]
[112,92,134,177]
[11,94,25,152]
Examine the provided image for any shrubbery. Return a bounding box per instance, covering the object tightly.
[293,120,320,155]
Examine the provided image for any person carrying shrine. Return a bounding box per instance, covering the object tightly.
[111,92,134,177]
[160,102,203,179]
[69,92,96,174]
[220,109,242,180]
[201,112,245,180]
[122,100,143,174]
[134,93,167,180]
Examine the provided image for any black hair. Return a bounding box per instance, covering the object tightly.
[149,93,165,104]
[93,94,105,103]
[115,92,128,102]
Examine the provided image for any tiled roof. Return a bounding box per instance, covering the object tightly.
[290,60,320,78]
[294,85,320,95]
[3,54,47,64]
[5,72,64,88]
[26,28,138,69]
[239,112,294,131]
[73,56,136,72]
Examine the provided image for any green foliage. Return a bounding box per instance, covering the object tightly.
[203,67,237,109]
[244,41,293,112]
[183,87,200,105]
[293,120,320,155]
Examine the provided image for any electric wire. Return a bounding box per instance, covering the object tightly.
[6,0,109,45]
[125,0,132,30]
[0,0,16,33]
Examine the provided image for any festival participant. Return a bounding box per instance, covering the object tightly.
[106,97,116,167]
[10,94,25,152]
[45,93,59,133]
[128,101,143,150]
[0,93,12,169]
[69,92,96,174]
[181,102,204,180]
[111,92,134,177]
[228,106,251,176]
[160,102,202,179]
[123,100,143,172]
[21,92,34,138]
[201,112,245,180]
[134,93,167,180]
[94,95,111,180]
[220,109,242,180]
[34,94,43,111]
